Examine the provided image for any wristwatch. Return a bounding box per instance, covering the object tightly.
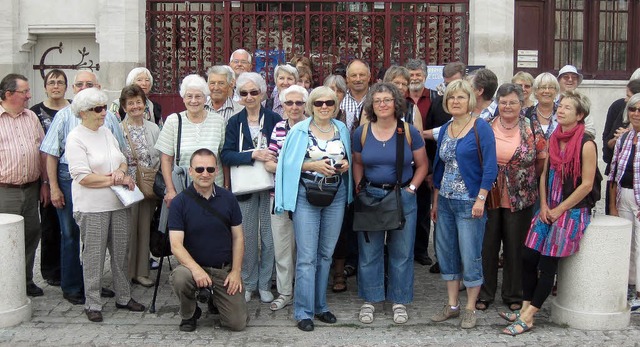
[408,184,416,192]
[477,194,486,201]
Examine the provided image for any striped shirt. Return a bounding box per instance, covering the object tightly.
[205,97,245,124]
[268,119,293,156]
[154,110,226,186]
[340,90,367,132]
[0,105,45,184]
[40,105,126,164]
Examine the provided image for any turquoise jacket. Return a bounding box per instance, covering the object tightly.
[274,117,353,214]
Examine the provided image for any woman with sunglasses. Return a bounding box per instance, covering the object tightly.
[66,88,146,322]
[274,86,352,331]
[30,69,71,287]
[264,85,308,311]
[609,93,640,310]
[222,72,282,304]
[352,83,427,325]
[118,84,160,288]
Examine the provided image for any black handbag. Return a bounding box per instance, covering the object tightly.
[149,205,171,257]
[153,113,182,199]
[301,177,340,207]
[353,120,407,233]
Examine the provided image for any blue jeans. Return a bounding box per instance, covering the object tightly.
[292,180,346,321]
[357,186,417,304]
[435,195,486,288]
[57,164,84,295]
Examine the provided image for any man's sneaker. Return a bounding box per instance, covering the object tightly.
[431,303,460,322]
[630,298,640,313]
[179,306,202,332]
[460,308,477,329]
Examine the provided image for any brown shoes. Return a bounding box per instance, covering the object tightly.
[115,299,146,312]
[85,309,103,322]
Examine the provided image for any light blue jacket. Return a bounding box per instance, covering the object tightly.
[274,117,353,213]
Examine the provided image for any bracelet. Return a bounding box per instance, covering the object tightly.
[42,180,49,185]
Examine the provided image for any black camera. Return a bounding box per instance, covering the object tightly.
[196,286,213,303]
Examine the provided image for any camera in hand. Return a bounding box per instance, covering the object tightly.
[196,286,214,303]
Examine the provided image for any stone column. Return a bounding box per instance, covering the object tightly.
[551,215,631,330]
[0,214,32,328]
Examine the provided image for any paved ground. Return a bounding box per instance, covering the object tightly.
[2,245,640,347]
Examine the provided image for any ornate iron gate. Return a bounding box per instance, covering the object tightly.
[146,0,468,112]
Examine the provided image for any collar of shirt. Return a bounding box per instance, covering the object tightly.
[0,104,28,119]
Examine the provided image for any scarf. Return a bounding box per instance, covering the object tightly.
[548,122,585,186]
[611,128,640,207]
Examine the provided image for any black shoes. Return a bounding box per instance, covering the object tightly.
[315,311,337,324]
[297,318,314,331]
[429,262,441,274]
[63,292,85,305]
[414,254,433,266]
[26,283,44,297]
[101,287,115,298]
[45,278,61,286]
[115,299,146,312]
[179,306,202,332]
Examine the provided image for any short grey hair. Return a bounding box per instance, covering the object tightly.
[496,83,525,105]
[206,65,234,84]
[305,86,339,118]
[274,64,299,81]
[623,93,640,124]
[126,67,153,86]
[71,87,109,116]
[323,74,347,94]
[236,72,267,95]
[279,85,309,103]
[405,58,427,74]
[511,71,534,86]
[532,72,561,97]
[74,69,99,84]
[230,49,252,63]
[631,68,640,82]
[179,74,209,98]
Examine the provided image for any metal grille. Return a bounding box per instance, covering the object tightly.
[553,0,584,70]
[146,0,468,104]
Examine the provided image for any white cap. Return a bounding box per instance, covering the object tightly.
[557,65,583,84]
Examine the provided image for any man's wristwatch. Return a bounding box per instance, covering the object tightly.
[477,194,486,201]
[408,184,416,192]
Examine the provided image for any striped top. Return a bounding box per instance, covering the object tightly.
[205,97,244,123]
[154,111,226,186]
[0,105,45,184]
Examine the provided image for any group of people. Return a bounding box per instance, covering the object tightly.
[2,46,639,336]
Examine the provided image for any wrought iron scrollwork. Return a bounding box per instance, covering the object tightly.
[32,42,100,79]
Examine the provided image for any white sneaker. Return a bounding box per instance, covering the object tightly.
[259,289,274,303]
[630,298,640,313]
[244,290,253,302]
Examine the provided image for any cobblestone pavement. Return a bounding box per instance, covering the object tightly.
[2,247,640,347]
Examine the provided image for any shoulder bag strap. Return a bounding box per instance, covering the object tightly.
[396,120,405,185]
[176,112,183,165]
[183,189,231,232]
[473,118,482,166]
[123,120,140,165]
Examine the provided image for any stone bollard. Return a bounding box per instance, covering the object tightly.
[551,215,631,330]
[0,214,32,328]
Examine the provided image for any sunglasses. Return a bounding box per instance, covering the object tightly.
[239,90,261,97]
[193,166,216,173]
[629,107,640,113]
[313,100,336,107]
[91,105,107,113]
[283,100,305,106]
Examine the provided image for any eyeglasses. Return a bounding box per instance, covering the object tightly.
[283,100,305,106]
[46,80,66,86]
[12,89,31,95]
[184,94,204,101]
[539,86,556,91]
[239,90,261,97]
[313,100,336,107]
[74,81,95,88]
[193,166,216,173]
[499,101,521,107]
[629,107,640,113]
[90,105,107,113]
[231,59,250,65]
[372,98,394,106]
[516,83,531,89]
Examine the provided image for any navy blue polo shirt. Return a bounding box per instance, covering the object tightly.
[168,184,242,267]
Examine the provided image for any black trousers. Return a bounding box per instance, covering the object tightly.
[522,246,559,308]
[414,183,432,257]
[39,202,61,281]
[479,206,532,303]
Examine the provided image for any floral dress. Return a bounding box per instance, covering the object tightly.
[123,123,153,178]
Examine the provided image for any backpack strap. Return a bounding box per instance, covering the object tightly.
[360,122,369,148]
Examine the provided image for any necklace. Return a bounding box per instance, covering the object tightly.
[538,108,553,121]
[452,115,473,139]
[499,116,518,130]
[312,119,333,133]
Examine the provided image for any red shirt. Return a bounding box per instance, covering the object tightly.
[407,88,431,125]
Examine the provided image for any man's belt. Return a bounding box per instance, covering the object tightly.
[0,181,38,189]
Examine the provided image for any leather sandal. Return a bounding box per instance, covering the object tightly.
[392,303,408,324]
[502,318,533,336]
[332,273,347,293]
[475,300,490,311]
[508,302,522,311]
[358,303,375,324]
[498,310,520,323]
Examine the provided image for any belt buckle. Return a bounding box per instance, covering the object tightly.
[323,175,339,184]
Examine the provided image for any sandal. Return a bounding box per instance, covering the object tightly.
[344,265,357,277]
[475,300,490,311]
[502,318,533,336]
[332,273,347,293]
[358,303,375,324]
[269,295,293,311]
[392,303,408,324]
[498,310,520,322]
[508,302,522,311]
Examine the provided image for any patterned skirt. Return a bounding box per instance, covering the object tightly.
[524,207,591,257]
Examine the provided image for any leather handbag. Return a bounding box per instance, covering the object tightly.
[153,113,182,199]
[123,120,159,200]
[353,120,407,232]
[230,117,274,195]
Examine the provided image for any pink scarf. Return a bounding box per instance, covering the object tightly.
[548,123,585,186]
